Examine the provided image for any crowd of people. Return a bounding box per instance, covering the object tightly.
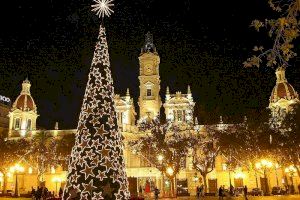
[217,185,248,200]
[30,186,63,200]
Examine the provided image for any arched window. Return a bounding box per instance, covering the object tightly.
[27,119,31,130]
[15,118,20,129]
[146,89,152,96]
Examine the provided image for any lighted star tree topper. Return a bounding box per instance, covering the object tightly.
[91,0,114,18]
[63,1,130,199]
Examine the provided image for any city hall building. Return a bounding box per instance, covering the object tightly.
[1,33,299,196]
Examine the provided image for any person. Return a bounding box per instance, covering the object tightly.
[229,184,234,196]
[31,187,36,200]
[154,187,160,200]
[36,186,42,200]
[218,186,224,200]
[139,185,143,197]
[59,187,63,197]
[200,184,204,197]
[196,186,200,200]
[291,184,295,194]
[243,185,248,200]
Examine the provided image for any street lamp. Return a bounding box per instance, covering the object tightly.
[193,173,199,183]
[274,163,280,186]
[255,159,273,195]
[51,166,56,174]
[166,167,174,176]
[285,165,297,193]
[10,164,24,197]
[28,167,33,174]
[52,177,62,196]
[157,155,164,164]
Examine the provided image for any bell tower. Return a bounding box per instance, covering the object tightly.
[138,32,162,119]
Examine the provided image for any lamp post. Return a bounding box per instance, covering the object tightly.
[274,164,280,186]
[52,177,62,196]
[285,165,297,194]
[255,159,273,196]
[10,164,24,197]
[193,173,199,183]
[254,170,259,188]
[157,155,164,164]
[166,166,175,197]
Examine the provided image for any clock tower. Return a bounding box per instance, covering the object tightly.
[138,32,162,119]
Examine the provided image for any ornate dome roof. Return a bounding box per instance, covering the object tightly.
[270,67,299,103]
[12,79,37,112]
[14,94,35,111]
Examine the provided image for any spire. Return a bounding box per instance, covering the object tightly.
[141,32,156,54]
[21,78,31,95]
[187,85,192,99]
[63,25,130,199]
[125,88,130,102]
[195,117,199,125]
[54,122,59,130]
[187,85,191,94]
[166,86,170,101]
[166,86,170,95]
[275,67,287,83]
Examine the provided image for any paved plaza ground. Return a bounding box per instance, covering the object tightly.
[0,196,299,200]
[156,195,300,200]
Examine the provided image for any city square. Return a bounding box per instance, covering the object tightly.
[0,0,300,199]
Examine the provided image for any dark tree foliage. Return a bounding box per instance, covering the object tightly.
[245,0,300,68]
[214,110,277,172]
[274,105,300,176]
[56,133,75,170]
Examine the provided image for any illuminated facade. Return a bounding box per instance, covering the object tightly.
[3,35,300,196]
[164,86,195,124]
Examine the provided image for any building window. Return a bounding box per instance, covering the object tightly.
[27,119,31,130]
[222,163,227,171]
[177,110,183,122]
[177,110,186,122]
[147,89,152,96]
[15,118,20,129]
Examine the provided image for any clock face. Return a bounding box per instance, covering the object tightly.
[145,65,152,74]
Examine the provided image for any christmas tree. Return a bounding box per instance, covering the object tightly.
[63,21,130,200]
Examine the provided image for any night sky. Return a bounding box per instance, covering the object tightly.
[0,0,299,129]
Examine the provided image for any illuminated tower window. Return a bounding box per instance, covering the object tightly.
[147,89,152,97]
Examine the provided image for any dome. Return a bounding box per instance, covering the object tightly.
[270,82,298,103]
[14,94,36,111]
[270,67,299,103]
[12,79,37,112]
